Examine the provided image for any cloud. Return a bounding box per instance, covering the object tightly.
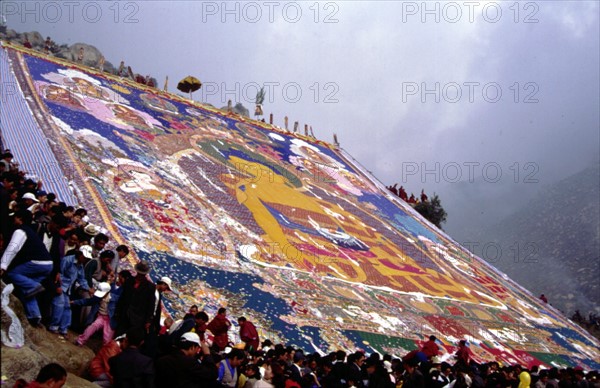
[5,0,598,229]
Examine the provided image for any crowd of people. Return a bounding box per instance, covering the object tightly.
[2,150,600,387]
[10,333,600,388]
[571,311,600,331]
[386,185,429,205]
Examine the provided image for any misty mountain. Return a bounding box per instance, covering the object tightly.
[457,163,599,315]
[441,176,541,239]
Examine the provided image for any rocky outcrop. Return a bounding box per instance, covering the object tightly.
[220,102,250,117]
[55,42,116,72]
[0,29,116,73]
[1,281,98,387]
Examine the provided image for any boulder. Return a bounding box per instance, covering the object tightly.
[1,281,96,387]
[220,102,250,117]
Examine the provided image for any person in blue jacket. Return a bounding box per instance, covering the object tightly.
[48,248,93,336]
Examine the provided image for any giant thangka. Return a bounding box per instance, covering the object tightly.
[1,41,598,368]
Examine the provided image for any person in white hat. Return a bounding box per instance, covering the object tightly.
[72,282,116,346]
[146,276,173,358]
[74,244,99,331]
[155,331,213,387]
[21,192,39,213]
[84,223,100,237]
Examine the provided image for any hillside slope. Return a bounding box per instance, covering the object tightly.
[1,40,599,369]
[468,164,600,315]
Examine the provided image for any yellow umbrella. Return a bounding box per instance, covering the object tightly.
[177,76,202,99]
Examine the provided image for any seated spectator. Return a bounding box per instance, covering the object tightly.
[108,327,156,388]
[255,361,277,388]
[365,357,393,388]
[159,316,174,335]
[44,37,52,53]
[535,371,549,388]
[155,332,216,387]
[403,358,425,388]
[89,337,123,388]
[168,311,203,343]
[145,76,156,88]
[77,46,84,63]
[288,351,307,386]
[517,366,531,388]
[14,362,67,388]
[218,348,246,387]
[195,311,209,341]
[242,364,261,388]
[0,209,53,327]
[23,36,33,49]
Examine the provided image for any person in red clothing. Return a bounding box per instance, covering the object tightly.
[238,316,260,351]
[454,340,471,368]
[14,363,67,388]
[399,186,408,201]
[23,36,33,49]
[421,335,440,361]
[207,307,232,351]
[195,311,209,341]
[89,338,122,387]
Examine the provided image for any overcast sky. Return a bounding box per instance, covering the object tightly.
[4,1,599,235]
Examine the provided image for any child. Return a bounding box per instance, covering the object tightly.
[71,282,114,345]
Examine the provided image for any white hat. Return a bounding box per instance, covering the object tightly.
[84,224,100,236]
[22,192,39,202]
[383,360,393,373]
[158,276,172,290]
[181,332,200,345]
[94,282,111,298]
[79,245,93,259]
